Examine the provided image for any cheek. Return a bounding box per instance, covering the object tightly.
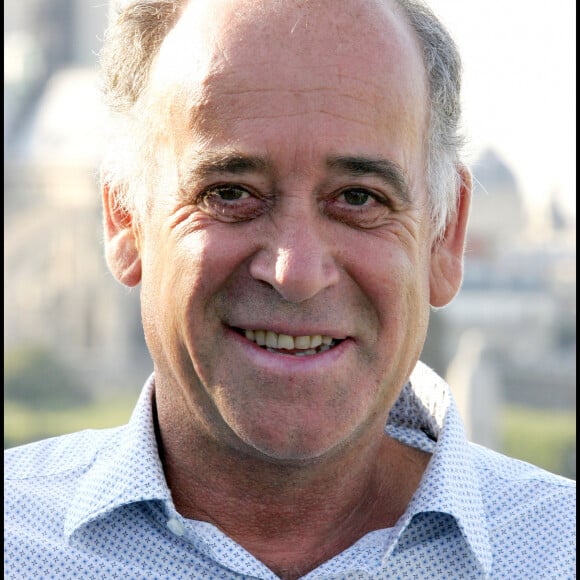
[147,222,245,290]
[347,239,419,300]
[347,238,431,343]
[180,226,256,299]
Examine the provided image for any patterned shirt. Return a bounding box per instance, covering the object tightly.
[4,362,576,579]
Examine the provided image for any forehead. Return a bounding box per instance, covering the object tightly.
[148,0,428,151]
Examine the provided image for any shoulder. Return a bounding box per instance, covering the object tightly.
[471,442,575,514]
[470,443,575,574]
[5,428,126,555]
[470,441,575,494]
[5,427,124,481]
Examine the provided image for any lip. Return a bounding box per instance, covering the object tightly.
[224,325,354,374]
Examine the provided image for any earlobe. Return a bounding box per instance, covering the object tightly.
[429,165,472,308]
[102,183,142,287]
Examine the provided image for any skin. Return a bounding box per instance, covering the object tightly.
[103,0,471,577]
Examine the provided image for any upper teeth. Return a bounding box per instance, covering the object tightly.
[244,329,334,350]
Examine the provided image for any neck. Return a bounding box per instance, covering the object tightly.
[156,406,430,579]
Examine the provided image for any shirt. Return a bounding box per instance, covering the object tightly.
[4,361,576,579]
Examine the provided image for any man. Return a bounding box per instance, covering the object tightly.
[4,0,575,578]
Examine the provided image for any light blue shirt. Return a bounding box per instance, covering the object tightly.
[4,362,575,579]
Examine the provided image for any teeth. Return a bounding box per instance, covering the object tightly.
[243,329,338,353]
[277,334,294,350]
[266,331,278,348]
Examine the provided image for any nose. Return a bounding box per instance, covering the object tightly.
[249,213,340,303]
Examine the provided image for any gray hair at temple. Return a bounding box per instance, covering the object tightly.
[99,0,465,240]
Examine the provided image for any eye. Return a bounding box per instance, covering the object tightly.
[341,188,373,206]
[323,187,392,229]
[337,187,388,209]
[195,184,266,222]
[210,185,251,201]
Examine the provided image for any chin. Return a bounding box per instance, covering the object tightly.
[231,421,356,466]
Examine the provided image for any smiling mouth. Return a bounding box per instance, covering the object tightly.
[235,328,343,356]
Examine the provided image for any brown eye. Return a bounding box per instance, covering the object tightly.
[323,187,392,229]
[342,188,372,206]
[196,184,266,223]
[213,186,250,201]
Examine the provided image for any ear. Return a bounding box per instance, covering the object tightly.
[102,183,142,287]
[429,164,472,308]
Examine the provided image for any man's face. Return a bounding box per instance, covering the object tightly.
[129,0,455,461]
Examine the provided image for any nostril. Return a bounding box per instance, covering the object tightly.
[248,240,340,304]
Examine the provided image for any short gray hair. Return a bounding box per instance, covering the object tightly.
[99,0,185,218]
[394,0,465,240]
[99,0,465,237]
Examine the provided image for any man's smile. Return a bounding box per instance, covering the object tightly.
[235,327,343,356]
[221,324,355,375]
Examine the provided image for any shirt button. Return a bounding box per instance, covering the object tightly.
[167,517,186,537]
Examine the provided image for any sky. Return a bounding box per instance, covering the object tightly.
[427,0,576,222]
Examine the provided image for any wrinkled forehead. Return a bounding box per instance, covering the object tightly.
[147,0,428,108]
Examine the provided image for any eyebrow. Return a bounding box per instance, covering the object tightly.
[326,155,411,204]
[181,151,271,188]
[180,151,411,203]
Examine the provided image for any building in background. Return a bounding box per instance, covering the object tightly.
[4,0,576,470]
[5,0,149,393]
[421,149,576,451]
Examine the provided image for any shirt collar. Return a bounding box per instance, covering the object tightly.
[64,364,492,576]
[384,362,492,576]
[64,374,174,542]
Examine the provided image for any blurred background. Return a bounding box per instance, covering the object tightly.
[4,0,576,479]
